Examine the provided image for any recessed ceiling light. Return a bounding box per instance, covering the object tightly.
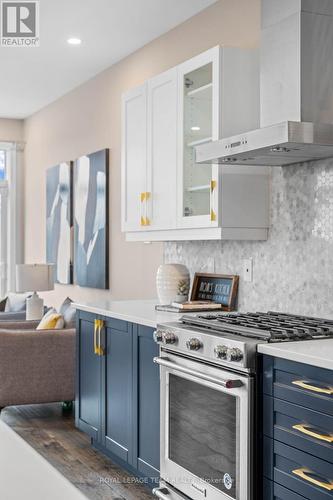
[191,126,201,131]
[67,37,82,46]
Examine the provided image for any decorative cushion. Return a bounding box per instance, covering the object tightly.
[59,297,76,328]
[0,297,7,312]
[4,292,31,312]
[37,310,65,330]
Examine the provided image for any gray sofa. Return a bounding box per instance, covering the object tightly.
[0,311,27,321]
[0,320,75,411]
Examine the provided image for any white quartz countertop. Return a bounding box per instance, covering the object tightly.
[258,339,333,370]
[0,420,87,500]
[73,299,192,328]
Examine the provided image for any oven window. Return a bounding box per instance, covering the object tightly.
[169,374,238,498]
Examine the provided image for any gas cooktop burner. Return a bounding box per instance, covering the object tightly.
[180,311,333,342]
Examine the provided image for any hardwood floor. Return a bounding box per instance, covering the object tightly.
[1,404,154,500]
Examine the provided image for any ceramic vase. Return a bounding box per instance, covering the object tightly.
[156,264,190,304]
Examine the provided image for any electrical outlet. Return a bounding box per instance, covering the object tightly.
[243,258,253,282]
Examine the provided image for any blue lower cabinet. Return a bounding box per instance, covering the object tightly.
[264,478,308,500]
[104,321,133,463]
[75,310,160,485]
[75,313,102,441]
[262,355,333,500]
[133,325,160,482]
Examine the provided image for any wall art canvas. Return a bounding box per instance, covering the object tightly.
[46,162,73,284]
[74,149,109,289]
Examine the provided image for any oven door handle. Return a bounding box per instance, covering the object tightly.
[153,356,243,388]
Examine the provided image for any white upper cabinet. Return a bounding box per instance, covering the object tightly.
[121,84,147,232]
[146,68,178,231]
[122,46,270,241]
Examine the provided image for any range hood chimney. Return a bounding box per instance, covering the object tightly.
[196,0,333,166]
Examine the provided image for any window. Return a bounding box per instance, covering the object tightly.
[0,150,6,181]
[0,150,8,297]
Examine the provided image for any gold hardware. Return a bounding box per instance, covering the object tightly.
[93,320,104,356]
[140,193,151,226]
[97,320,104,356]
[292,380,333,395]
[93,320,99,355]
[210,209,216,221]
[292,424,333,443]
[210,180,217,192]
[292,468,333,491]
[140,192,150,202]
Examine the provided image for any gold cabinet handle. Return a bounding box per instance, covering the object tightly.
[210,180,217,222]
[292,424,333,443]
[140,192,151,226]
[93,320,104,356]
[292,380,333,395]
[140,192,146,226]
[97,320,105,356]
[292,468,333,491]
[93,319,99,355]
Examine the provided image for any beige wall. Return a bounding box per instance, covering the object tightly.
[0,118,24,142]
[24,0,260,308]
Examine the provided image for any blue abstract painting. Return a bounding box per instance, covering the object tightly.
[74,149,109,289]
[46,162,73,284]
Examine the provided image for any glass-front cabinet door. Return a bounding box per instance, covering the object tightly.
[177,46,220,229]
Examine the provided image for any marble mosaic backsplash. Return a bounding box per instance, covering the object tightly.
[165,159,333,318]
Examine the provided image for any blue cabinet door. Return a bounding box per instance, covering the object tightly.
[103,319,133,463]
[133,324,160,480]
[75,313,102,441]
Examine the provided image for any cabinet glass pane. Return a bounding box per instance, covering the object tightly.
[183,63,213,218]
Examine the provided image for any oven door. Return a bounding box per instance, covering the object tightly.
[155,351,253,500]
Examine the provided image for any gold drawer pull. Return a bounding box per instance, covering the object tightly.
[292,424,333,443]
[292,380,333,395]
[292,468,333,491]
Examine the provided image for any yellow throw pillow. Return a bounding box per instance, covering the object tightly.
[37,312,65,330]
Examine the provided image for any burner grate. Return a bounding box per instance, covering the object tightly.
[182,311,333,342]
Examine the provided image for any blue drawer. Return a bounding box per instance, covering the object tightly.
[264,478,307,500]
[263,357,333,415]
[263,396,333,464]
[264,438,333,500]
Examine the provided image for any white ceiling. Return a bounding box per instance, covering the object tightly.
[0,0,217,119]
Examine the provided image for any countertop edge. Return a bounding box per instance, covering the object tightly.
[73,303,157,328]
[258,341,333,370]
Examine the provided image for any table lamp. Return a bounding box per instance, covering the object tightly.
[16,264,55,320]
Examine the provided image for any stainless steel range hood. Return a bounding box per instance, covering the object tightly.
[196,0,333,167]
[196,121,333,166]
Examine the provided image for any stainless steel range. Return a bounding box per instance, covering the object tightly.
[152,311,333,500]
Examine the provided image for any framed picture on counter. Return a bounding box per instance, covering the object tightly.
[190,273,239,311]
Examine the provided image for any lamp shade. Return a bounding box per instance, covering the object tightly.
[16,264,55,292]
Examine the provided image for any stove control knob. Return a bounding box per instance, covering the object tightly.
[186,338,202,351]
[163,331,177,345]
[214,345,228,359]
[153,330,163,343]
[226,347,243,362]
